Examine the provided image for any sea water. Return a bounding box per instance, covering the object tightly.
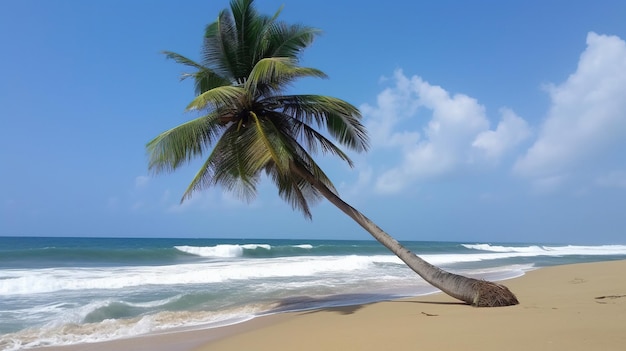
[1,236,626,350]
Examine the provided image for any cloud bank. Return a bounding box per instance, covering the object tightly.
[359,32,626,195]
[513,32,626,189]
[361,71,530,194]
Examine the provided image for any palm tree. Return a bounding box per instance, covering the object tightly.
[147,0,519,307]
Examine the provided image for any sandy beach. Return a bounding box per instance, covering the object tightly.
[34,259,626,351]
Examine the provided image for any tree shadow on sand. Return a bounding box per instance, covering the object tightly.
[267,293,399,316]
[391,300,468,306]
[267,293,469,316]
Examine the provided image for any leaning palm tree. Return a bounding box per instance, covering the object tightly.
[147,0,518,307]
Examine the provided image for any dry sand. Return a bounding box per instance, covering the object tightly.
[34,260,626,351]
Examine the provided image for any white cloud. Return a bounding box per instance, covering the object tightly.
[472,108,531,161]
[514,32,626,181]
[360,73,421,149]
[360,70,529,194]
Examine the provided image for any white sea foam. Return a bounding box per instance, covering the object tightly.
[0,255,376,295]
[174,244,271,258]
[4,243,626,296]
[462,243,626,256]
[0,306,261,351]
[241,244,271,250]
[292,244,313,249]
[124,295,183,309]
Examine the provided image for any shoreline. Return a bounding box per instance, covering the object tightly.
[30,259,626,351]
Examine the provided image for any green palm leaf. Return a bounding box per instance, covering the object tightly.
[186,85,247,111]
[266,22,320,59]
[245,57,327,97]
[182,124,260,202]
[272,95,369,152]
[150,0,364,213]
[294,119,355,167]
[147,113,223,173]
[162,51,231,94]
[203,9,239,81]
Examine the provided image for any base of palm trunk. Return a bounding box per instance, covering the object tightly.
[471,280,520,307]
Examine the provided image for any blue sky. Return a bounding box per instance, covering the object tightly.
[1,0,625,244]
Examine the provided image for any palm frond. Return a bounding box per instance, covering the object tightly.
[263,109,354,168]
[230,0,264,72]
[191,70,233,96]
[259,118,338,218]
[154,0,369,220]
[286,135,338,193]
[147,114,223,173]
[186,85,246,111]
[264,139,340,219]
[181,124,260,202]
[265,162,318,219]
[162,51,232,94]
[266,23,321,60]
[324,104,369,153]
[249,111,291,173]
[245,57,327,97]
[203,0,321,83]
[203,9,239,80]
[162,51,207,71]
[294,119,355,167]
[271,95,369,152]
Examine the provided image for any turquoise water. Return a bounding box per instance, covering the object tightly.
[1,237,626,350]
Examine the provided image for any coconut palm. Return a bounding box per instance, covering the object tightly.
[147,0,519,307]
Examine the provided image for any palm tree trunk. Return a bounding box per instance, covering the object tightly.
[293,165,519,307]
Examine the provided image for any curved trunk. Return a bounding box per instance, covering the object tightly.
[293,165,519,307]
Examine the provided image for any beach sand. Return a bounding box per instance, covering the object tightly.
[34,260,626,351]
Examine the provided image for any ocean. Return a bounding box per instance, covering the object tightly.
[1,236,626,350]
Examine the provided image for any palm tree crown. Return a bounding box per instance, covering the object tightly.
[148,0,368,218]
[148,0,519,307]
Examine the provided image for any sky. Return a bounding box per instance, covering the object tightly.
[1,0,625,244]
